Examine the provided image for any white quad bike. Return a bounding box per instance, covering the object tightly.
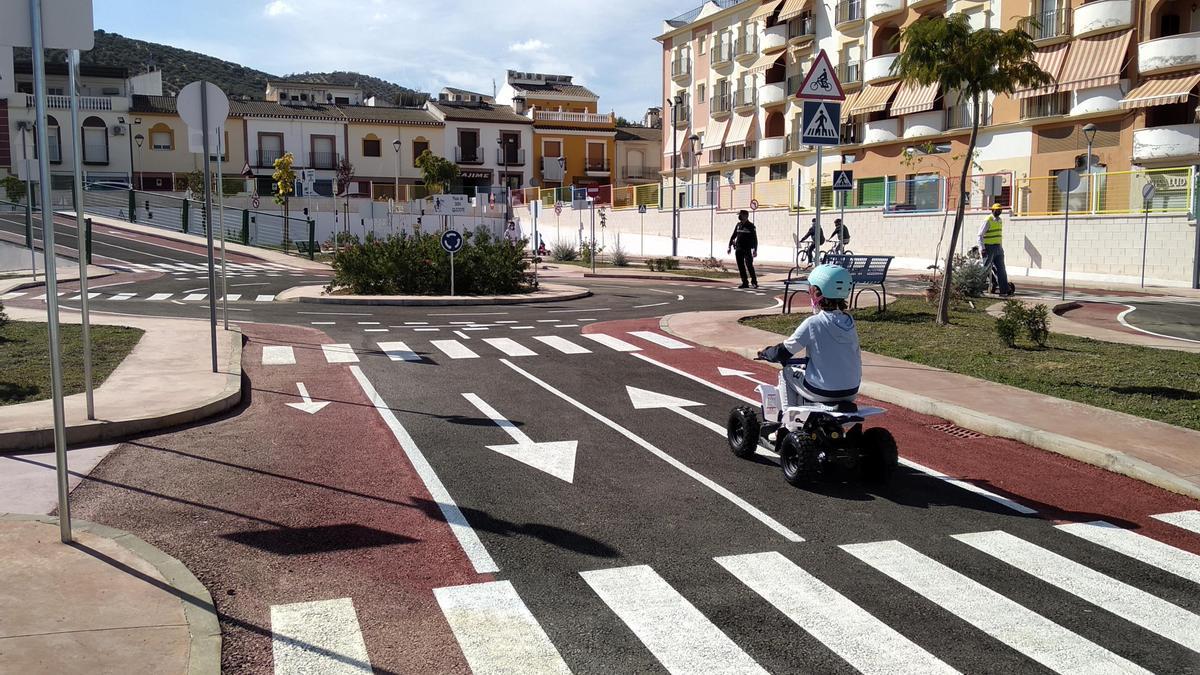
[726,353,898,487]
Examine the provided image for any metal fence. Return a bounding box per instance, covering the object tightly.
[1014,167,1195,217]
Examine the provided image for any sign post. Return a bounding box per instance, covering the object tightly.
[1056,169,1081,300]
[796,50,845,270]
[638,203,647,256]
[67,50,94,422]
[442,229,463,296]
[1141,182,1155,288]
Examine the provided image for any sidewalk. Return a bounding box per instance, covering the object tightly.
[0,515,219,675]
[661,308,1200,500]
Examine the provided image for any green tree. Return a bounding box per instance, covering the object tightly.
[273,152,296,248]
[414,150,459,195]
[180,170,205,197]
[1,175,26,204]
[893,15,1050,325]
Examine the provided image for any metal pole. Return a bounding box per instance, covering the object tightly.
[1085,139,1093,214]
[450,250,455,296]
[127,119,135,189]
[1062,185,1070,301]
[640,209,644,256]
[709,197,715,259]
[201,82,218,373]
[795,171,802,264]
[30,0,72,544]
[671,103,679,257]
[21,126,36,280]
[68,50,94,421]
[815,146,823,264]
[394,143,400,203]
[1141,200,1149,288]
[217,131,228,330]
[590,200,597,274]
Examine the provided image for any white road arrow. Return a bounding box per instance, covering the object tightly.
[717,367,771,388]
[627,386,778,457]
[286,383,330,415]
[463,393,577,483]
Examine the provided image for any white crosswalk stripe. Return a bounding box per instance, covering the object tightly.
[270,598,372,675]
[1153,510,1200,535]
[582,333,642,352]
[483,337,537,357]
[431,340,479,359]
[532,335,591,354]
[256,294,276,302]
[377,341,422,362]
[183,293,206,301]
[224,294,242,302]
[581,564,768,674]
[434,581,571,675]
[1057,521,1200,585]
[147,293,173,301]
[321,343,360,363]
[262,346,296,365]
[110,292,136,301]
[842,539,1151,674]
[0,292,25,300]
[954,530,1200,652]
[629,331,692,349]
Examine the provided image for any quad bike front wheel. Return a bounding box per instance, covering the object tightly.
[861,427,899,483]
[727,406,761,459]
[779,431,820,487]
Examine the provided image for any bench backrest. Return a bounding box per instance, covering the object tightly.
[823,254,893,284]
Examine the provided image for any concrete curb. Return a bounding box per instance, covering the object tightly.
[583,272,724,283]
[0,514,221,675]
[0,265,115,296]
[277,282,592,306]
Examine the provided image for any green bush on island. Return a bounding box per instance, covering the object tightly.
[327,228,530,296]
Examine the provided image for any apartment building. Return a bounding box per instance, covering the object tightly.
[657,0,1200,211]
[496,71,617,190]
[425,88,534,193]
[127,95,246,191]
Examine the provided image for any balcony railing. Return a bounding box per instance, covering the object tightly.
[26,93,116,111]
[585,158,611,173]
[788,14,817,41]
[309,151,338,170]
[532,110,616,124]
[496,148,526,165]
[672,56,692,78]
[944,100,991,129]
[734,32,758,58]
[256,150,284,167]
[839,60,862,86]
[455,146,485,164]
[710,143,757,163]
[711,94,733,114]
[734,87,757,109]
[623,165,660,180]
[1139,32,1200,76]
[711,39,733,66]
[1020,93,1069,120]
[1030,7,1071,41]
[836,0,864,25]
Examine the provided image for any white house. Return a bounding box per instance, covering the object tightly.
[425,90,534,194]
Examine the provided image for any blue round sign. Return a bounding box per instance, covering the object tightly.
[441,230,464,254]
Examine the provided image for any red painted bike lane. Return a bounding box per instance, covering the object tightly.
[69,323,484,674]
[583,317,1200,554]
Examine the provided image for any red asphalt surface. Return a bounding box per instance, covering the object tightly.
[1060,301,1143,336]
[69,323,481,674]
[584,317,1200,555]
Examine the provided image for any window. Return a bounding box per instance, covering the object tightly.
[586,141,607,170]
[770,163,788,181]
[362,136,381,157]
[457,129,480,162]
[101,87,119,96]
[300,93,308,101]
[543,140,562,157]
[858,176,886,207]
[33,115,63,163]
[412,138,430,166]
[501,131,522,164]
[258,133,284,167]
[697,82,706,102]
[149,123,173,151]
[740,167,755,183]
[81,116,108,164]
[335,96,350,105]
[16,81,33,94]
[48,87,64,96]
[310,135,336,169]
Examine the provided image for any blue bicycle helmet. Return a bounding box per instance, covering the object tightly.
[808,264,852,300]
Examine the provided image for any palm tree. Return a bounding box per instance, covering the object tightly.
[893,15,1050,324]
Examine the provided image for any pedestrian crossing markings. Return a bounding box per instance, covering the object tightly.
[1,291,276,303]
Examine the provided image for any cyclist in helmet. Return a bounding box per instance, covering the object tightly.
[758,264,862,403]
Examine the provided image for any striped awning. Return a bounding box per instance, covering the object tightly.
[777,0,810,21]
[703,117,730,148]
[727,112,756,144]
[1058,30,1133,92]
[665,128,691,155]
[1012,42,1069,99]
[747,52,784,75]
[846,81,899,115]
[890,82,939,116]
[748,0,783,22]
[1119,71,1200,109]
[840,90,861,121]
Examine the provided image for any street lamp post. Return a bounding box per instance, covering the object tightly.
[118,116,140,188]
[392,138,401,202]
[1082,123,1097,214]
[497,136,510,223]
[134,133,144,190]
[668,94,682,257]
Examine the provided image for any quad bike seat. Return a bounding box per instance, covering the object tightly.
[816,400,859,413]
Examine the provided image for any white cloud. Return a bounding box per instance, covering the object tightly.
[509,38,549,53]
[263,1,296,17]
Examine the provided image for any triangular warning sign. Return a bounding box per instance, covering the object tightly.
[803,103,838,140]
[796,49,845,101]
[240,163,254,179]
[832,172,854,190]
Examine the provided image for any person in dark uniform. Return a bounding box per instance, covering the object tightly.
[727,209,759,289]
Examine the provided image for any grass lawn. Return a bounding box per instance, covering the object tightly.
[0,320,144,406]
[742,297,1200,431]
[552,260,739,279]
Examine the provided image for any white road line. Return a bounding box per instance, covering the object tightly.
[897,458,1037,515]
[297,311,373,316]
[453,330,472,340]
[501,359,802,542]
[349,366,497,573]
[1057,521,1200,584]
[321,344,360,364]
[262,346,297,366]
[270,598,371,675]
[629,331,693,350]
[110,293,136,301]
[483,337,537,357]
[495,320,518,324]
[510,326,534,330]
[842,540,1151,675]
[404,321,429,325]
[224,294,242,302]
[256,294,276,302]
[553,324,576,329]
[431,340,479,359]
[633,302,670,309]
[377,341,422,362]
[414,328,441,332]
[547,307,611,314]
[146,293,173,301]
[537,319,558,323]
[582,333,642,352]
[1117,305,1200,345]
[363,328,389,333]
[715,551,958,675]
[1153,510,1200,535]
[1,292,26,300]
[183,293,207,301]
[463,327,489,332]
[310,321,335,325]
[434,581,571,675]
[68,292,100,301]
[533,335,591,354]
[578,318,597,322]
[955,530,1200,651]
[581,565,768,674]
[358,321,380,325]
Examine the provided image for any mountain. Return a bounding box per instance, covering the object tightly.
[15,30,427,104]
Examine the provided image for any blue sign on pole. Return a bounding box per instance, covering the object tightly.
[441,229,464,253]
[801,100,841,146]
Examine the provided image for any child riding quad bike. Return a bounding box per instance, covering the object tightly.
[726,264,898,486]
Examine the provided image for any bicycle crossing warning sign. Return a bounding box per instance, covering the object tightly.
[801,100,841,146]
[795,49,845,101]
[832,170,854,191]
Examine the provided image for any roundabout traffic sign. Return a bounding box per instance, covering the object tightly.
[441,229,464,253]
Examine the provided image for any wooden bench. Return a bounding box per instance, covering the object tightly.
[782,254,894,313]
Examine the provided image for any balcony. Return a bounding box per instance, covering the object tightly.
[839,61,862,87]
[1138,32,1200,76]
[711,94,733,116]
[256,150,284,168]
[866,0,904,22]
[532,110,616,124]
[734,32,759,60]
[711,39,734,68]
[733,87,757,111]
[1020,93,1071,119]
[1072,0,1131,38]
[909,0,941,10]
[1029,8,1071,42]
[902,111,945,139]
[308,151,338,170]
[1070,81,1125,116]
[864,53,899,83]
[759,137,786,159]
[455,146,484,165]
[496,148,526,166]
[622,165,660,181]
[1133,124,1199,162]
[672,56,692,80]
[585,158,611,175]
[759,81,787,107]
[24,93,125,112]
[762,24,788,52]
[787,14,817,44]
[864,118,900,144]
[836,0,864,28]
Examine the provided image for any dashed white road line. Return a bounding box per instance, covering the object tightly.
[629,331,692,350]
[1153,510,1200,535]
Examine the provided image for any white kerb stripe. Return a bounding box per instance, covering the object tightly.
[262,346,296,365]
[377,341,422,362]
[431,340,479,359]
[1058,521,1200,585]
[183,293,207,301]
[349,366,497,573]
[434,581,571,675]
[322,344,360,363]
[256,294,276,302]
[1153,510,1200,535]
[842,540,1150,675]
[483,337,537,357]
[270,598,372,675]
[147,293,173,301]
[716,551,958,675]
[581,565,767,675]
[533,335,592,354]
[954,530,1200,652]
[582,333,642,352]
[629,331,692,349]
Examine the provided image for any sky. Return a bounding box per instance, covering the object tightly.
[93,0,692,121]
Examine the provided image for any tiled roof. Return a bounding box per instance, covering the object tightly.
[443,86,490,99]
[429,101,533,124]
[130,95,441,125]
[616,126,663,142]
[509,82,598,99]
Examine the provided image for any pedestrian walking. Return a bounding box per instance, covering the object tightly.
[727,209,759,289]
[978,203,1010,296]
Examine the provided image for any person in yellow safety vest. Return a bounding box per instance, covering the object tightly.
[977,203,1010,296]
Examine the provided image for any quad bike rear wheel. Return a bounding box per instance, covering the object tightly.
[727,406,761,459]
[861,427,899,483]
[780,430,820,487]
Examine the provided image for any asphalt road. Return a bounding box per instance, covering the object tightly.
[22,225,1200,674]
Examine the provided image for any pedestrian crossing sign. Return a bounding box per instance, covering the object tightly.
[801,101,841,146]
[832,170,854,191]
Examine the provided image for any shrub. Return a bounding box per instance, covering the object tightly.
[611,241,629,267]
[580,240,604,265]
[0,299,7,328]
[700,257,727,272]
[951,254,988,298]
[995,300,1051,348]
[1024,303,1051,346]
[551,242,578,262]
[995,311,1021,347]
[2,175,26,203]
